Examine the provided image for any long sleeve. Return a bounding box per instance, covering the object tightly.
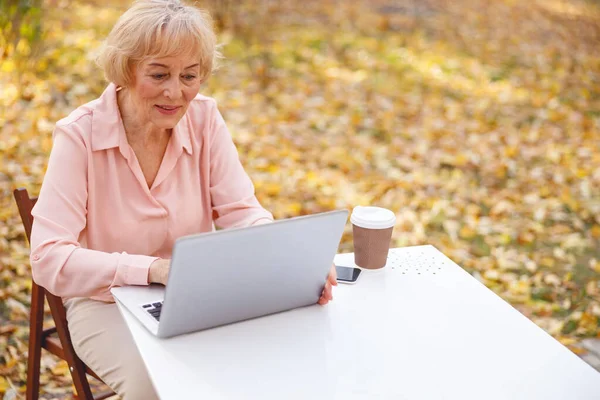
[208,105,274,229]
[30,124,158,300]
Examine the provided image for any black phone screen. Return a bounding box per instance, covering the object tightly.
[335,265,361,282]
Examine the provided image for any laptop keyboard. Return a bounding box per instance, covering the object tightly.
[142,301,163,321]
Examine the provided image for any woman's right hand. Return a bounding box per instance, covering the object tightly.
[148,259,171,285]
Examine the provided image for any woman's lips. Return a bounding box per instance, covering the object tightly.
[155,105,181,115]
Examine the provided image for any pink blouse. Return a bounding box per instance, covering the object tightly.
[30,83,273,302]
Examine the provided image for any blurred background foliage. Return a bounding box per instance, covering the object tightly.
[1,0,600,397]
[1,0,43,84]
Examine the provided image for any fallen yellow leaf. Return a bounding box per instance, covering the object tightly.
[459,226,476,240]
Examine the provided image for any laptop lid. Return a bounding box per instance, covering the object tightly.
[157,209,348,338]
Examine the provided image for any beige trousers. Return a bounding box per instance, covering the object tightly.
[64,297,160,400]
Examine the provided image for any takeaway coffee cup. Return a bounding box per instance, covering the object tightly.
[351,206,396,270]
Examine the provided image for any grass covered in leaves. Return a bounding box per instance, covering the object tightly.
[1,0,600,396]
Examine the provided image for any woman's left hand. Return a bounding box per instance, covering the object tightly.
[318,263,338,305]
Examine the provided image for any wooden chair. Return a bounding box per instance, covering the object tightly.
[13,188,115,400]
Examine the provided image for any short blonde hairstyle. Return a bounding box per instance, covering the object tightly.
[97,0,220,87]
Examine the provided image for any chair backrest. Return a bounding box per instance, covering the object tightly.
[13,188,37,244]
[12,188,105,400]
[13,187,67,321]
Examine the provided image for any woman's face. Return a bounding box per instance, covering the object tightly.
[127,53,202,130]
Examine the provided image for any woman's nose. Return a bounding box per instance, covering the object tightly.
[163,77,182,99]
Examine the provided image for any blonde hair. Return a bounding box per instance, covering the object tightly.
[97,0,220,87]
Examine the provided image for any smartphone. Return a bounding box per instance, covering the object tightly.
[335,265,362,284]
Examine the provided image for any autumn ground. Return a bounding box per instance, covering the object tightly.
[1,0,600,397]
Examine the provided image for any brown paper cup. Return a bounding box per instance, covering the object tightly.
[352,225,394,269]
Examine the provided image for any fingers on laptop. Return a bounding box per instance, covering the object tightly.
[328,265,338,287]
[318,282,334,305]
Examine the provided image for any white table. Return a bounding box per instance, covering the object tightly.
[115,246,600,399]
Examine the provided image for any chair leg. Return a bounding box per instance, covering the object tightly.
[26,284,45,400]
[46,295,94,400]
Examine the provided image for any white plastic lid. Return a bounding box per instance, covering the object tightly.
[350,206,396,229]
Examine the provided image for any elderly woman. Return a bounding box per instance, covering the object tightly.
[30,0,337,398]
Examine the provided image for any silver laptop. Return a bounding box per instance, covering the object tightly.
[111,210,348,338]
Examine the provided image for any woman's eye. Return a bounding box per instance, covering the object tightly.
[183,75,197,81]
[152,74,167,80]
